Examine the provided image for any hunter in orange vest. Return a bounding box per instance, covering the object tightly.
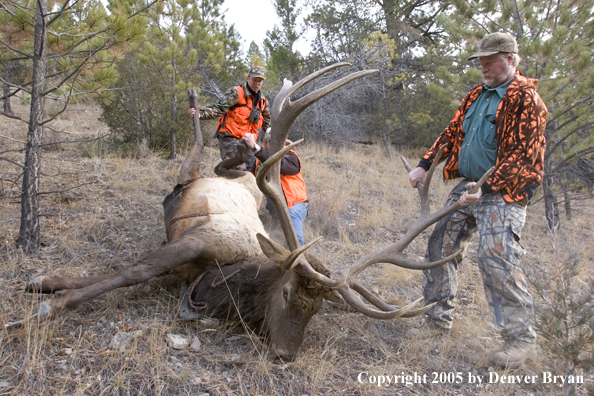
[243,131,309,246]
[189,66,270,171]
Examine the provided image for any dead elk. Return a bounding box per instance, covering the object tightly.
[12,64,371,362]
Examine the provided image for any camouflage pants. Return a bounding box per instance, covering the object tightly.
[216,132,255,171]
[423,179,536,343]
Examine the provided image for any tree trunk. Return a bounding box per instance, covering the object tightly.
[563,190,572,220]
[543,173,559,231]
[169,61,177,160]
[3,65,13,115]
[169,94,177,160]
[382,93,392,158]
[380,0,402,54]
[169,92,177,160]
[17,0,47,253]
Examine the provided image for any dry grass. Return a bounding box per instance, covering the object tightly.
[1,103,593,395]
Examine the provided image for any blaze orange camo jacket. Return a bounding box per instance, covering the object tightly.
[418,71,548,204]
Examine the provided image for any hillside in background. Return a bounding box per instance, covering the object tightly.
[1,104,593,395]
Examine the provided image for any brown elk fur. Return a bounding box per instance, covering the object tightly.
[187,254,330,361]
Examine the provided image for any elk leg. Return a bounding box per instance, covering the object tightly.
[26,271,124,294]
[25,258,203,294]
[214,140,248,177]
[21,235,206,325]
[24,254,207,294]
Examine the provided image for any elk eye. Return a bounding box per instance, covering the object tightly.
[283,288,289,301]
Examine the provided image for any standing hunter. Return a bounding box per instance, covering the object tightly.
[408,32,548,368]
[189,66,270,170]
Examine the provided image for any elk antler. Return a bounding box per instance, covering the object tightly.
[255,63,378,289]
[334,146,494,319]
[178,89,205,184]
[258,63,378,252]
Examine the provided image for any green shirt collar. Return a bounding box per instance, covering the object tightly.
[483,75,514,98]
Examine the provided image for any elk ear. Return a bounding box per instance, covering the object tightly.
[256,233,290,264]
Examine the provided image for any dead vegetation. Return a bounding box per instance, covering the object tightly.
[1,103,593,395]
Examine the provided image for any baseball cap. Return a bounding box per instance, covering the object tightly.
[248,66,266,79]
[467,32,518,61]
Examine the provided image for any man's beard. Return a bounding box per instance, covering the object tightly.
[484,65,514,87]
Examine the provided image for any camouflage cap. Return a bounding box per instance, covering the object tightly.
[248,66,266,79]
[467,32,518,61]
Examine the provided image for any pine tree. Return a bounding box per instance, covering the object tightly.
[298,0,455,146]
[264,0,303,83]
[0,0,153,253]
[99,0,239,155]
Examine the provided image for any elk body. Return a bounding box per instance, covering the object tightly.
[12,63,490,362]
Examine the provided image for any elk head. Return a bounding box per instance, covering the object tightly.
[185,236,332,362]
[257,236,331,362]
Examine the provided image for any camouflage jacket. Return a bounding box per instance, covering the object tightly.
[418,71,548,204]
[199,84,271,132]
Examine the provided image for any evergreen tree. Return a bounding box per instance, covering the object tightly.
[0,0,152,253]
[99,0,240,154]
[298,0,455,147]
[264,0,303,83]
[136,0,203,159]
[246,41,264,66]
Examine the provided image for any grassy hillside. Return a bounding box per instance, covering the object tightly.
[1,103,593,395]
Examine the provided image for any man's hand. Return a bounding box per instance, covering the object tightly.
[409,167,427,188]
[189,108,200,118]
[458,182,482,206]
[242,133,257,149]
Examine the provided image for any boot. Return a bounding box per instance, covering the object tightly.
[490,340,537,368]
[423,316,452,336]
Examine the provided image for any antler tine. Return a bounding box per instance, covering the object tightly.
[400,144,446,218]
[337,291,429,320]
[270,62,369,124]
[283,236,323,270]
[269,65,379,157]
[349,281,437,318]
[280,62,352,103]
[255,139,304,250]
[271,69,379,149]
[286,69,379,124]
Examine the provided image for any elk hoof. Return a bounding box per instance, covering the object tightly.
[38,302,52,322]
[6,301,53,329]
[269,347,296,364]
[25,276,47,293]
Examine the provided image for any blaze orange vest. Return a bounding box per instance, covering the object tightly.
[217,86,266,139]
[255,150,307,209]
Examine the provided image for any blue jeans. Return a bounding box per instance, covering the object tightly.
[289,202,308,246]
